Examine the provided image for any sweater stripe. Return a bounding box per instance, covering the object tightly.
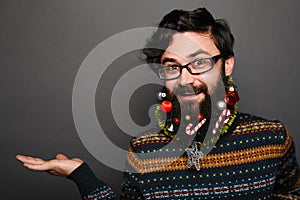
[127,131,291,174]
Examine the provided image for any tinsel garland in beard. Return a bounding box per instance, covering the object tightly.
[161,86,212,143]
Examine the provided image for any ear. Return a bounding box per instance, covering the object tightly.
[224,56,234,76]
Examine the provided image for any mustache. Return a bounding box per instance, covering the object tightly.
[169,84,208,98]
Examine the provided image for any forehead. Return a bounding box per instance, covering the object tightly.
[162,31,219,60]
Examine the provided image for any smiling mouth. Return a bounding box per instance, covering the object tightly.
[179,88,203,96]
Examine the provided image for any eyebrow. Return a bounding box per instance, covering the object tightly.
[187,49,210,59]
[161,58,177,65]
[161,49,210,65]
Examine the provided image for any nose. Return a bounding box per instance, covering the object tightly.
[179,68,194,86]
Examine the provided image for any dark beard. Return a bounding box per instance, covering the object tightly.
[162,86,211,143]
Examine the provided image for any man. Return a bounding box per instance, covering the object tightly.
[16,8,300,199]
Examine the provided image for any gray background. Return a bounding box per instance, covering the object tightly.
[1,0,300,199]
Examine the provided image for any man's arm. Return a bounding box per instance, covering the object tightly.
[16,154,116,199]
[67,162,144,200]
[16,154,144,199]
[272,133,300,199]
[67,162,116,199]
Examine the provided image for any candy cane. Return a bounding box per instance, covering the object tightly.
[212,108,230,134]
[186,118,207,135]
[185,109,230,136]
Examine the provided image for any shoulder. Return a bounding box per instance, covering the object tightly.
[233,112,286,135]
[129,131,172,152]
[229,112,292,148]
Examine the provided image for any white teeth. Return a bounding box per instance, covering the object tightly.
[184,91,200,95]
[179,89,202,96]
[183,92,194,96]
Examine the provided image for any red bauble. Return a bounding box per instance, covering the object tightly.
[160,100,173,113]
[173,117,180,124]
[197,113,204,121]
[224,90,240,106]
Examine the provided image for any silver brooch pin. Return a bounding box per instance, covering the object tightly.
[185,142,204,171]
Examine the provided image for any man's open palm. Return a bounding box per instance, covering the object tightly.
[16,154,83,177]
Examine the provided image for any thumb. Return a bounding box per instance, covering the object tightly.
[72,158,84,163]
[56,153,68,160]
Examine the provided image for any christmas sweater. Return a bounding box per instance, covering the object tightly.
[68,112,300,199]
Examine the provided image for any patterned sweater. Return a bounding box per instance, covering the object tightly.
[68,112,300,199]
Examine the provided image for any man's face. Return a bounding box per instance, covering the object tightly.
[161,31,224,111]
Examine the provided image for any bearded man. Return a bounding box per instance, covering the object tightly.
[16,7,300,199]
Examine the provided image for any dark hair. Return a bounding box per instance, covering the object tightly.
[143,8,234,66]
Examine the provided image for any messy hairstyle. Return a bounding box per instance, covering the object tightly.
[143,8,235,67]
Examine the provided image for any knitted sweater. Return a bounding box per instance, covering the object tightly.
[68,112,300,199]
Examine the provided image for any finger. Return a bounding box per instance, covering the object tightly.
[23,162,51,171]
[16,155,45,165]
[46,170,64,176]
[56,154,68,160]
[16,155,32,161]
[72,158,84,163]
[16,155,41,161]
[17,156,45,165]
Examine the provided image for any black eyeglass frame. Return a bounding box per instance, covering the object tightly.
[157,54,223,80]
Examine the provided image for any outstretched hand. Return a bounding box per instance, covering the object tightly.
[16,154,84,177]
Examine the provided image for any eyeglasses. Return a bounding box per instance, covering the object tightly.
[157,54,223,80]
